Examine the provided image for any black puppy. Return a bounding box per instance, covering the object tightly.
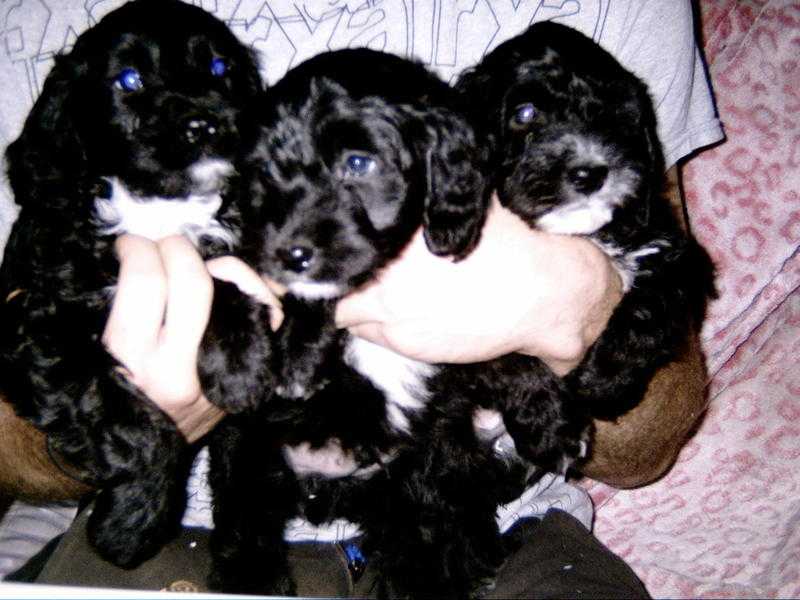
[0,0,270,566]
[455,21,715,434]
[206,48,524,597]
[210,47,594,599]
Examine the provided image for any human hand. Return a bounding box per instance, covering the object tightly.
[102,235,281,443]
[335,195,623,375]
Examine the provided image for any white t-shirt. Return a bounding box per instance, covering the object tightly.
[0,0,724,565]
[0,0,722,251]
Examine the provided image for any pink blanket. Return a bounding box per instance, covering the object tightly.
[588,1,800,596]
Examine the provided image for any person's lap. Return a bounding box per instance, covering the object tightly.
[11,504,649,599]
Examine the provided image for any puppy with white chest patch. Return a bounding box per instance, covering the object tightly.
[0,0,270,567]
[455,22,716,431]
[208,47,601,599]
[206,48,521,598]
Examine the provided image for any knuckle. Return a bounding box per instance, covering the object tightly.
[150,380,200,408]
[545,330,585,363]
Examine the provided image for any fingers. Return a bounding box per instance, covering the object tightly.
[103,234,291,444]
[104,236,212,433]
[207,256,273,303]
[157,236,213,363]
[103,235,166,369]
[104,235,281,442]
[206,255,285,330]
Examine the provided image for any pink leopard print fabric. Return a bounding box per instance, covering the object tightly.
[588,1,800,596]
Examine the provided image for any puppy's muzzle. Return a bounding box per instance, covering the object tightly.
[183,114,219,145]
[276,245,315,273]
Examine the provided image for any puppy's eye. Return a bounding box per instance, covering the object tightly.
[114,68,143,92]
[210,57,228,77]
[512,103,536,126]
[343,154,376,177]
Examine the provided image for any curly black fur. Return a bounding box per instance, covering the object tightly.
[454,21,716,429]
[208,48,593,599]
[0,0,271,566]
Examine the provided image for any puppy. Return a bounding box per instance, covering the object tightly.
[0,0,270,566]
[207,48,511,598]
[454,22,715,433]
[209,47,592,599]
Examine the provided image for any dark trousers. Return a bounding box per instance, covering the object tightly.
[15,506,649,598]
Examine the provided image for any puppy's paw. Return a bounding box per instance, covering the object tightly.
[87,481,182,567]
[554,422,592,474]
[512,418,593,474]
[422,210,482,260]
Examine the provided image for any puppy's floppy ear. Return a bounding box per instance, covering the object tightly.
[628,80,665,177]
[5,55,88,208]
[626,81,666,226]
[308,76,347,106]
[453,65,504,163]
[413,107,490,260]
[240,47,264,98]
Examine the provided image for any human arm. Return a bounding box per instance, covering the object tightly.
[100,235,224,443]
[336,168,708,488]
[336,193,623,375]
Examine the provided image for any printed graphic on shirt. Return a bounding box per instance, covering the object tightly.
[2,0,609,101]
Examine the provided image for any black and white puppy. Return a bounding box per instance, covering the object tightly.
[207,48,526,598]
[455,21,715,427]
[0,0,270,566]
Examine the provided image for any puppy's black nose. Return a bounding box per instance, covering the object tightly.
[277,246,315,273]
[183,116,219,145]
[568,165,608,194]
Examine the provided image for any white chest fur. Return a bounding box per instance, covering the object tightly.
[343,336,438,434]
[92,160,236,247]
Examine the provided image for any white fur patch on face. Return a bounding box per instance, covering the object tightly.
[535,199,614,235]
[344,336,437,434]
[93,174,236,247]
[286,281,343,300]
[535,136,638,236]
